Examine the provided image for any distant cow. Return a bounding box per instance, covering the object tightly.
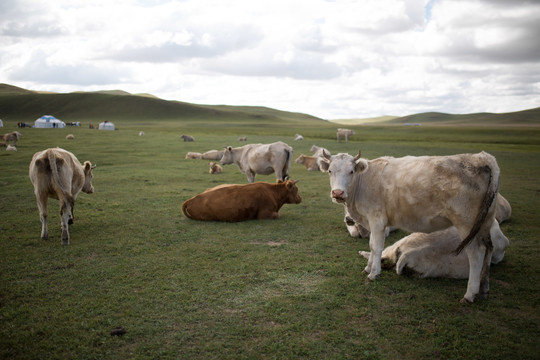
[182,179,301,222]
[336,128,355,142]
[2,131,22,145]
[139,131,145,136]
[220,141,293,183]
[238,136,247,141]
[201,150,224,160]
[320,150,500,303]
[66,134,74,140]
[357,194,511,279]
[181,134,194,142]
[29,148,95,245]
[185,152,202,159]
[310,145,330,158]
[209,162,222,174]
[294,134,304,141]
[295,154,319,171]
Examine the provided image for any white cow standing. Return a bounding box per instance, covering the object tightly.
[29,148,95,245]
[220,142,293,183]
[320,150,500,303]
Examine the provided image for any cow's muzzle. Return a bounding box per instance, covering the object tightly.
[331,189,346,203]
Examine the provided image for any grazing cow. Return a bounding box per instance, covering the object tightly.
[66,134,74,140]
[295,154,320,171]
[29,148,95,245]
[336,128,355,142]
[6,144,17,152]
[294,134,304,141]
[2,131,22,145]
[182,179,301,222]
[139,131,145,136]
[181,134,195,142]
[238,136,247,141]
[201,149,224,160]
[209,162,222,174]
[220,141,293,183]
[185,152,202,159]
[320,150,500,303]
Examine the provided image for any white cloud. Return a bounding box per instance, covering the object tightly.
[0,0,539,119]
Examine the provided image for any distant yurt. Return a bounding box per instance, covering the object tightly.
[98,121,115,130]
[34,115,66,128]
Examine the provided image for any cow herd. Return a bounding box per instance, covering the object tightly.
[22,129,510,303]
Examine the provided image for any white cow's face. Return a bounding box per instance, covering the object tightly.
[82,162,95,194]
[320,152,368,203]
[220,146,234,165]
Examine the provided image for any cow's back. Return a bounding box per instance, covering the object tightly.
[182,183,274,222]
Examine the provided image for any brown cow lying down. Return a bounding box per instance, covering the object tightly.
[182,179,301,222]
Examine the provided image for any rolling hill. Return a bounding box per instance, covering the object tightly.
[0,83,325,126]
[1,83,538,126]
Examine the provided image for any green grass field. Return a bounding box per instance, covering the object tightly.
[1,119,539,359]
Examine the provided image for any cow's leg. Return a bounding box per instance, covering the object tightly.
[365,226,386,280]
[246,170,256,183]
[462,236,486,303]
[36,192,49,240]
[479,227,493,299]
[60,200,72,245]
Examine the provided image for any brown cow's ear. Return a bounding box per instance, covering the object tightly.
[277,179,284,184]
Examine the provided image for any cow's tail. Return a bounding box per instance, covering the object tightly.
[181,201,193,219]
[47,150,75,213]
[454,154,500,255]
[283,147,292,180]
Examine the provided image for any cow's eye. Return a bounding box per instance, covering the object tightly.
[328,170,332,174]
[349,170,354,174]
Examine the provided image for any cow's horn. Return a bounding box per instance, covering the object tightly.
[293,179,300,184]
[354,150,362,160]
[91,164,97,169]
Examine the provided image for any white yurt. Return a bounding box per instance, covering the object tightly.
[98,121,115,130]
[34,115,66,128]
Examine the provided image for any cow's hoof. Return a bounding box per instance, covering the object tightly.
[41,236,48,241]
[460,297,473,305]
[61,240,70,246]
[475,292,489,301]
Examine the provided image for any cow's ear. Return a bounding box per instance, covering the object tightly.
[319,158,330,172]
[227,146,232,152]
[84,161,92,173]
[354,158,368,173]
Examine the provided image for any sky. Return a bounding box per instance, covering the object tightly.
[1,0,539,120]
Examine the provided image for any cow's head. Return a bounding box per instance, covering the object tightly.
[220,146,234,165]
[82,161,95,194]
[278,179,302,204]
[319,150,368,203]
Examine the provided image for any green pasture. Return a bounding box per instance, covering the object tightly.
[1,120,539,359]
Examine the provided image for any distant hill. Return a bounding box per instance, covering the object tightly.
[0,84,325,126]
[329,115,399,125]
[389,108,540,126]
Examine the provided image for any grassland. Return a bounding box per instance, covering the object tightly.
[1,103,540,359]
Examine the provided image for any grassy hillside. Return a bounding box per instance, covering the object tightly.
[0,84,326,129]
[329,115,399,126]
[389,107,540,126]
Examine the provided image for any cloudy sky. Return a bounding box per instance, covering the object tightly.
[1,0,539,119]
